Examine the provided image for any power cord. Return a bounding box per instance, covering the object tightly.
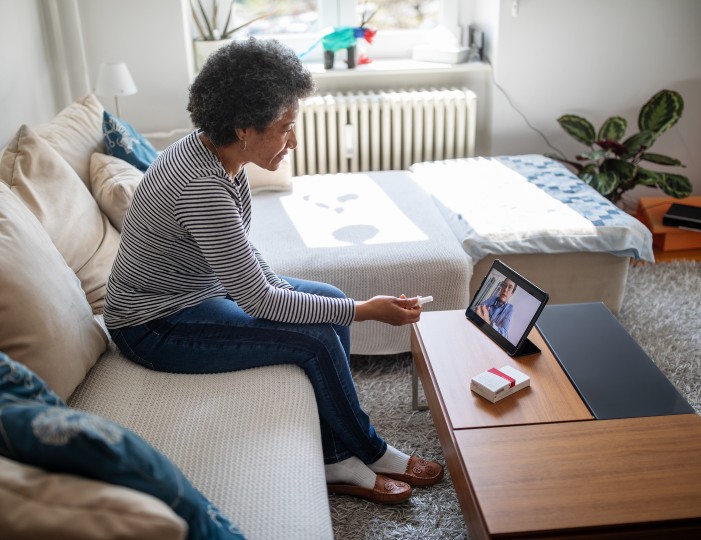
[483,54,567,160]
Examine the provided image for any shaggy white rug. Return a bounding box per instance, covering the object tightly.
[333,260,701,540]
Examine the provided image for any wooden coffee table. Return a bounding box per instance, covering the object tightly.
[411,309,701,539]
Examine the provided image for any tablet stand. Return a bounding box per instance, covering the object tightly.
[514,337,540,357]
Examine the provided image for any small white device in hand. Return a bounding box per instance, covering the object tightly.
[417,295,433,306]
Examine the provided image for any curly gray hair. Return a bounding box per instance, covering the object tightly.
[188,37,315,147]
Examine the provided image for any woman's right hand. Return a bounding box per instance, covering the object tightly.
[354,295,422,326]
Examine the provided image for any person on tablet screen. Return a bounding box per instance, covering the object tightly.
[476,278,516,338]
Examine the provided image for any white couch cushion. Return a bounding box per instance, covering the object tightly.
[68,345,333,540]
[0,125,120,313]
[89,152,143,232]
[37,94,105,188]
[0,183,107,400]
[245,158,292,193]
[0,456,186,540]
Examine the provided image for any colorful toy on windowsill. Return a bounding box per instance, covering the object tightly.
[299,4,377,69]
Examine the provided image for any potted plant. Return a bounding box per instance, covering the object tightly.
[190,0,268,70]
[546,89,691,205]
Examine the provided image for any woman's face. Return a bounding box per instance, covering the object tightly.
[245,104,298,171]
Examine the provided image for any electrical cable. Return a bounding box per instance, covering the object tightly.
[483,54,567,160]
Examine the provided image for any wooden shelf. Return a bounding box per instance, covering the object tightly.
[653,246,701,262]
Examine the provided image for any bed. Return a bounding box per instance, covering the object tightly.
[410,155,653,313]
[250,156,653,355]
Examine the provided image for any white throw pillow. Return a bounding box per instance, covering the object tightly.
[36,94,105,188]
[89,152,144,232]
[245,158,292,194]
[0,125,121,313]
[0,456,187,540]
[0,183,107,400]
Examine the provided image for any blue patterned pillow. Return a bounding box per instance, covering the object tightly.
[0,353,245,540]
[102,111,158,172]
[0,352,65,407]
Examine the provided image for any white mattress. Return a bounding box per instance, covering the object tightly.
[410,156,654,263]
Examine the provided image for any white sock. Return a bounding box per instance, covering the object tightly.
[369,445,410,475]
[325,456,376,489]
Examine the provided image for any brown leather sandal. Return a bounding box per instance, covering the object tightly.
[327,474,412,504]
[383,455,444,487]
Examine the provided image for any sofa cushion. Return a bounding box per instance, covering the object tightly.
[245,158,292,193]
[89,152,143,232]
[0,125,120,313]
[69,347,334,540]
[36,94,105,188]
[0,186,107,400]
[0,354,244,540]
[0,455,187,540]
[103,111,158,173]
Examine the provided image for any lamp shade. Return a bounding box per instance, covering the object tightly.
[95,62,137,97]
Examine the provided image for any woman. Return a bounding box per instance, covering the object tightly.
[104,38,442,505]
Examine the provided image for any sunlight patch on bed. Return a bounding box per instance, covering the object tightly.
[279,174,428,248]
[412,158,596,239]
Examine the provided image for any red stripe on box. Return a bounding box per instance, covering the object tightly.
[488,368,515,388]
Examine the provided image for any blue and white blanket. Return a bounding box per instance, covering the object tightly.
[410,154,654,262]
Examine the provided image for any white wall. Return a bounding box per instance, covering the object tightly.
[0,0,58,141]
[479,0,701,203]
[77,0,193,133]
[2,0,699,203]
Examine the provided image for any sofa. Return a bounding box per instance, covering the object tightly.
[0,94,332,540]
[0,93,653,539]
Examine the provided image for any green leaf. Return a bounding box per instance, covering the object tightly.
[194,0,215,40]
[578,149,607,161]
[222,13,269,38]
[640,153,685,167]
[580,170,618,196]
[579,163,597,177]
[658,173,693,198]
[557,115,596,146]
[635,167,664,187]
[639,89,684,135]
[621,130,655,158]
[601,158,636,181]
[598,116,627,142]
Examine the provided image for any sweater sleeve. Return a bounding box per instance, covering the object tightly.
[174,178,354,325]
[250,241,293,290]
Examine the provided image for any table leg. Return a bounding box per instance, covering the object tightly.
[412,361,429,411]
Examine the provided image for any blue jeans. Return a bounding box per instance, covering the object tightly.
[109,277,386,465]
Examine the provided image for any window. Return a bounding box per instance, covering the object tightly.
[213,0,459,62]
[238,1,440,34]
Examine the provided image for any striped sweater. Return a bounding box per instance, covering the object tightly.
[103,131,355,329]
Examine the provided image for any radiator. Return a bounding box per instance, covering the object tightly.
[290,88,477,176]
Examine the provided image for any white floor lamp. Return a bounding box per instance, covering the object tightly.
[95,62,137,118]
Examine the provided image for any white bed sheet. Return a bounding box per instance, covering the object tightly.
[410,156,654,263]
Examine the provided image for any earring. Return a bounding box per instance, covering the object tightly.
[240,139,247,151]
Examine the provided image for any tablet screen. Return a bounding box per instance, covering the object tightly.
[465,259,549,356]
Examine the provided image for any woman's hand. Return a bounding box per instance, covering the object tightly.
[354,295,422,326]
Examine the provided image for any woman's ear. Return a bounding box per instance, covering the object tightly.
[234,127,248,141]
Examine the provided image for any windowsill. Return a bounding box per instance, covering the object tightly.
[306,59,490,79]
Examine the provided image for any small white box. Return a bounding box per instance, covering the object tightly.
[470,366,530,403]
[411,44,470,64]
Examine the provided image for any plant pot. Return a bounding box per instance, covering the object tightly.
[193,39,230,72]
